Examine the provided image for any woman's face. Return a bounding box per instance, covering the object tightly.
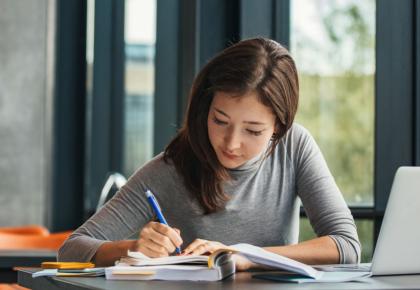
[207,91,276,169]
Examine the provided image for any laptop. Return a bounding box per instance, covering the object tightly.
[315,166,420,275]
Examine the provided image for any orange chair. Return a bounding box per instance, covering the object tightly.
[0,225,50,237]
[0,284,28,290]
[0,225,71,250]
[0,231,71,250]
[0,226,72,290]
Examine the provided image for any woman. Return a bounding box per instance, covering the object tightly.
[58,38,360,270]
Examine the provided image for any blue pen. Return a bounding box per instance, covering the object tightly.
[145,190,182,254]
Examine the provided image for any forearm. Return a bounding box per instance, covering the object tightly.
[92,240,136,267]
[263,236,339,265]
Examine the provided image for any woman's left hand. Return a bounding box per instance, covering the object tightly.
[182,239,254,271]
[181,238,225,256]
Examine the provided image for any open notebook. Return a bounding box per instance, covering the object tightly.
[106,243,370,282]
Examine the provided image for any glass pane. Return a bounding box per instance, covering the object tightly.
[124,0,156,176]
[300,218,373,263]
[86,0,94,118]
[291,0,375,206]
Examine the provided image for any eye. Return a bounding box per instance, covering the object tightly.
[246,129,263,136]
[213,117,227,125]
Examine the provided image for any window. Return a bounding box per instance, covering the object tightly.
[291,0,376,262]
[50,0,417,233]
[299,218,373,262]
[124,0,157,176]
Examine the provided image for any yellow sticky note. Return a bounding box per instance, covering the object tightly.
[41,262,95,269]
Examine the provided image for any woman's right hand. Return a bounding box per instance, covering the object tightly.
[133,221,183,258]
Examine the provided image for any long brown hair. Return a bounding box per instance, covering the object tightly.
[164,38,299,213]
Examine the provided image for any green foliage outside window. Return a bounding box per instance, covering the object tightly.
[292,0,375,262]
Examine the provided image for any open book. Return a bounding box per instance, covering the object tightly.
[105,246,235,281]
[105,243,324,281]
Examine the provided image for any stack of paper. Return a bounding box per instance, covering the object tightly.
[106,250,235,281]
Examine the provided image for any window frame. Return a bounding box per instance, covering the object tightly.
[49,0,87,231]
[83,0,125,217]
[154,0,420,248]
[51,0,420,239]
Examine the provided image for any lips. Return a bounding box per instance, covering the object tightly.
[222,150,240,159]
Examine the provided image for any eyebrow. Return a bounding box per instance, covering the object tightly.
[214,108,266,125]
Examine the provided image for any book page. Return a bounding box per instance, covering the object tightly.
[230,243,321,279]
[125,243,320,279]
[123,251,209,266]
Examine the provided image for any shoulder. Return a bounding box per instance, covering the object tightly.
[277,123,316,154]
[282,123,313,144]
[129,152,178,185]
[118,152,182,202]
[271,123,321,169]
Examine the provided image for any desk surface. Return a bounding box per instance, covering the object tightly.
[0,250,56,283]
[18,268,420,290]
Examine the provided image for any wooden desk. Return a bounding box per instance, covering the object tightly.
[0,250,56,283]
[18,268,420,290]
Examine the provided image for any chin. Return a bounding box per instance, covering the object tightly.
[218,156,245,169]
[221,162,240,169]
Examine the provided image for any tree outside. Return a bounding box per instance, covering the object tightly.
[291,0,375,262]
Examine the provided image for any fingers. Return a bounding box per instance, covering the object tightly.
[136,222,183,257]
[150,222,183,248]
[181,240,254,271]
[182,239,207,255]
[182,239,225,256]
[135,242,166,258]
[146,229,177,253]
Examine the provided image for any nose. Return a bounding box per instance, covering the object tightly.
[224,128,241,152]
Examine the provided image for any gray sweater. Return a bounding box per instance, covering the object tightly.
[58,124,361,264]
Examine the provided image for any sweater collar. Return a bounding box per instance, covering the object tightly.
[227,141,272,175]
